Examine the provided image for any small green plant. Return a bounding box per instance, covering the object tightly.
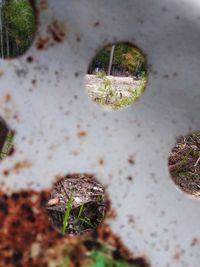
[96,70,106,79]
[94,75,118,106]
[87,248,139,267]
[113,78,146,109]
[91,72,147,110]
[60,245,142,267]
[61,194,100,234]
[62,191,73,235]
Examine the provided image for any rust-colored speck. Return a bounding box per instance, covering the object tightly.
[78,131,87,138]
[128,156,135,165]
[107,208,117,219]
[48,21,65,43]
[39,0,48,10]
[3,170,9,176]
[4,161,32,176]
[173,251,181,261]
[191,238,198,246]
[4,94,11,103]
[36,36,50,50]
[99,158,105,166]
[128,215,135,224]
[13,160,32,172]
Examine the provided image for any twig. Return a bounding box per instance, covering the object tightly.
[194,155,200,167]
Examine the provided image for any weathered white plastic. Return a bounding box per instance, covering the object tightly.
[0,0,199,266]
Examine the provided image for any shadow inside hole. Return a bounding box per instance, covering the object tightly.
[0,0,35,59]
[0,117,14,160]
[168,131,200,197]
[86,42,148,110]
[47,173,106,235]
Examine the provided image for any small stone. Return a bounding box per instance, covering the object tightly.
[74,197,81,204]
[48,198,59,206]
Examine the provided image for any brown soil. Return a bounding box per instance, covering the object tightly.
[169,132,200,196]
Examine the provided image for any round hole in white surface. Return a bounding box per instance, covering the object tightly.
[47,173,106,235]
[86,42,148,110]
[168,132,200,197]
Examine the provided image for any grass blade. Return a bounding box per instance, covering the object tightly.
[80,217,95,228]
[75,203,84,225]
[62,191,73,235]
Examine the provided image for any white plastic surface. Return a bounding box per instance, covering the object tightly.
[0,0,199,266]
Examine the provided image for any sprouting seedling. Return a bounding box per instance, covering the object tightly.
[62,191,73,235]
[75,202,85,225]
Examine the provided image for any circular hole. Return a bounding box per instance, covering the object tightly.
[0,117,14,160]
[168,132,200,197]
[47,173,106,235]
[86,42,148,110]
[0,0,35,58]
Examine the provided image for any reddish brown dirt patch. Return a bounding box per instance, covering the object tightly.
[36,36,50,50]
[77,131,87,138]
[48,21,65,43]
[0,189,64,267]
